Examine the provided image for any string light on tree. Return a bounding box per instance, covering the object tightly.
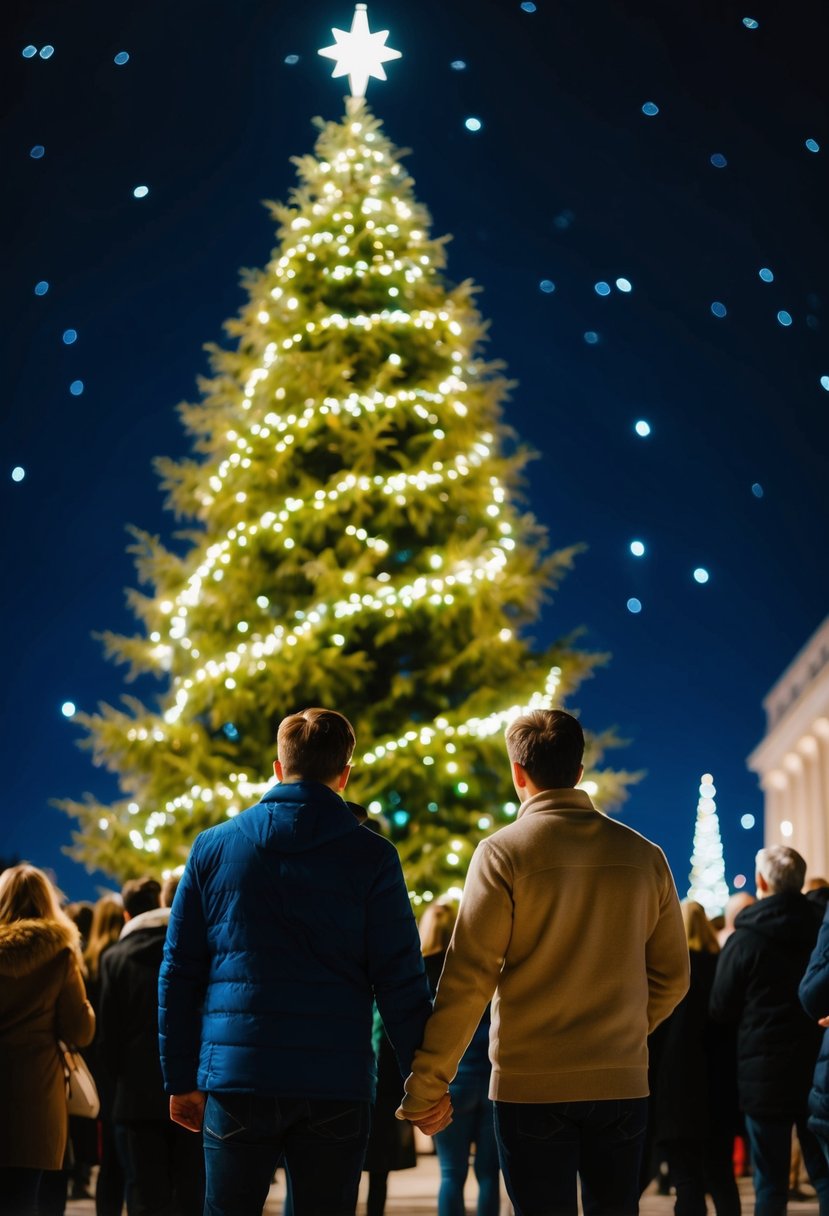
[61,6,629,892]
[687,772,729,916]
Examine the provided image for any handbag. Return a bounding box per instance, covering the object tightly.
[59,1041,100,1119]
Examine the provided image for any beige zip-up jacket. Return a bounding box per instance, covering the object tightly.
[401,789,689,1110]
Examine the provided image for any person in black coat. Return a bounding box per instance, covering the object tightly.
[98,876,204,1216]
[709,846,829,1216]
[648,901,740,1216]
[800,902,829,1166]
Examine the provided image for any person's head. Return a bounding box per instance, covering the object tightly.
[755,845,807,897]
[681,900,720,954]
[0,864,79,945]
[160,875,181,909]
[83,896,125,980]
[505,709,585,798]
[724,891,755,929]
[275,708,355,791]
[418,900,458,957]
[120,876,161,920]
[66,901,94,942]
[806,877,829,892]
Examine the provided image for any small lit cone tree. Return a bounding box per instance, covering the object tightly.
[62,11,631,894]
[687,773,729,917]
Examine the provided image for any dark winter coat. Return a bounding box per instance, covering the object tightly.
[648,949,739,1142]
[799,903,829,1145]
[99,908,171,1121]
[709,891,823,1118]
[0,918,95,1169]
[159,781,433,1101]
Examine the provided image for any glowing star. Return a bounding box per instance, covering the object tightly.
[318,4,401,99]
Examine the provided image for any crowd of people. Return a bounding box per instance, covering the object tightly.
[1,706,828,1216]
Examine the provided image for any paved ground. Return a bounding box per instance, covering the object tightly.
[66,1152,820,1214]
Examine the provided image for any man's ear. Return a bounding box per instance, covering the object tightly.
[576,763,584,785]
[337,765,351,792]
[512,761,528,790]
[274,759,283,781]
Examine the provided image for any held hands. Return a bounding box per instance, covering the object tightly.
[397,1092,453,1136]
[170,1090,206,1133]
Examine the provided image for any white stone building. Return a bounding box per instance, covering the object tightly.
[748,615,829,880]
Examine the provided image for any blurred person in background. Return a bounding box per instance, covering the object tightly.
[710,846,829,1216]
[99,876,203,1216]
[84,895,127,1216]
[420,899,501,1216]
[718,893,756,949]
[0,865,95,1216]
[648,900,741,1216]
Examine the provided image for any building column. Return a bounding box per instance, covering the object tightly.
[763,774,785,850]
[782,752,811,860]
[812,721,829,879]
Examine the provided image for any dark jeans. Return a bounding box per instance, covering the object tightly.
[118,1119,204,1216]
[0,1169,42,1216]
[495,1097,648,1216]
[203,1093,371,1216]
[658,1136,741,1216]
[435,1079,500,1216]
[744,1114,829,1216]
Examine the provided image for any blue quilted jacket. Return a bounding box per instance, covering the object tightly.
[800,902,829,1144]
[158,781,432,1101]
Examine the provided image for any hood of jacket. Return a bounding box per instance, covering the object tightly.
[120,906,171,940]
[733,890,820,946]
[235,780,361,854]
[0,917,78,978]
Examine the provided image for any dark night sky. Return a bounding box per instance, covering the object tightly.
[2,0,828,901]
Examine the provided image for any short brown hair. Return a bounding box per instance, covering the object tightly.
[121,876,161,919]
[277,708,356,783]
[505,709,584,790]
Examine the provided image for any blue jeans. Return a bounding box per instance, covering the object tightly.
[434,1078,500,1216]
[203,1093,370,1216]
[495,1097,648,1216]
[744,1114,829,1216]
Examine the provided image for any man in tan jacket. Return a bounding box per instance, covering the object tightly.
[398,709,690,1214]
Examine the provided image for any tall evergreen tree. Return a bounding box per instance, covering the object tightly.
[62,99,629,895]
[687,773,729,916]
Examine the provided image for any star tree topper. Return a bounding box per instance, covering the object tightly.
[318,4,402,99]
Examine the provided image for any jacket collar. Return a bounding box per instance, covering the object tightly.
[0,917,79,978]
[517,788,597,820]
[119,906,170,940]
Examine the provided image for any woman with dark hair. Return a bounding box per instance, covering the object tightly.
[0,865,95,1216]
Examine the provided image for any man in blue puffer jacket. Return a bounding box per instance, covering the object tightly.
[800,902,829,1166]
[158,707,437,1215]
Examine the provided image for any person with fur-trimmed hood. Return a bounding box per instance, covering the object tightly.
[0,864,95,1216]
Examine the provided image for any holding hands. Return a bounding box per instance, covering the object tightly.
[396,1092,453,1135]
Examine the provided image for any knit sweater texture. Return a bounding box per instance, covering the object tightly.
[401,789,689,1109]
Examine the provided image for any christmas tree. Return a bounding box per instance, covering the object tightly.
[687,773,729,916]
[61,8,629,896]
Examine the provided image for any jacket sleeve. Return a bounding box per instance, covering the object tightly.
[800,906,829,1021]
[96,949,120,1108]
[56,952,96,1048]
[400,838,513,1114]
[366,845,432,1080]
[158,838,210,1094]
[646,854,691,1032]
[709,933,748,1023]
